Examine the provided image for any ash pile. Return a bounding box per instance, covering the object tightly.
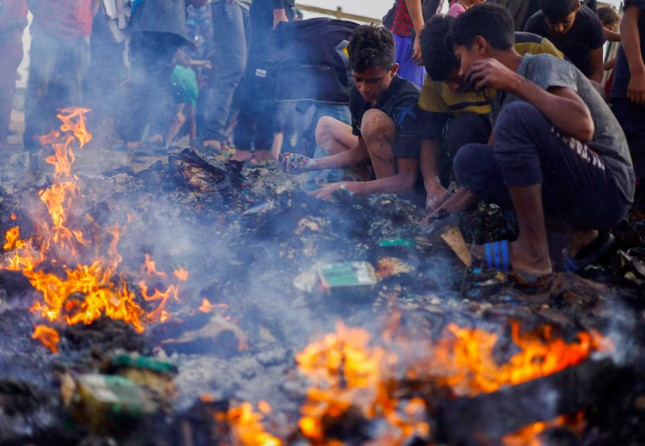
[0,119,645,446]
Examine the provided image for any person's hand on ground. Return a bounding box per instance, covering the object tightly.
[309,182,352,200]
[627,71,645,104]
[425,183,450,212]
[280,153,317,174]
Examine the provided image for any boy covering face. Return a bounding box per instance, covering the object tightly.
[438,3,634,279]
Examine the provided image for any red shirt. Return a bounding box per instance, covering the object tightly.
[27,0,93,38]
[392,0,414,38]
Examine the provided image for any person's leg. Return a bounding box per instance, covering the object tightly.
[24,31,60,150]
[0,37,23,147]
[232,74,255,162]
[392,34,425,88]
[445,112,491,159]
[612,98,645,210]
[360,108,397,179]
[202,3,249,150]
[315,116,358,156]
[493,100,628,273]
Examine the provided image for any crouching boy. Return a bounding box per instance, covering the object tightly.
[445,4,635,278]
[281,25,421,200]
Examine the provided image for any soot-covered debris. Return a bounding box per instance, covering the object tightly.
[0,148,643,445]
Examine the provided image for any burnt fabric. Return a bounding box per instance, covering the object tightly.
[350,75,421,159]
[524,5,605,78]
[454,101,630,229]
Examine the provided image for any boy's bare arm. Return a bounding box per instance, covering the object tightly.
[468,58,594,141]
[588,47,605,83]
[621,5,645,104]
[405,0,425,64]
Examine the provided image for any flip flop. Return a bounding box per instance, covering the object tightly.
[483,240,512,272]
[562,231,615,273]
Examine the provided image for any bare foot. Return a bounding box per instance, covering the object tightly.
[472,240,552,277]
[232,149,253,162]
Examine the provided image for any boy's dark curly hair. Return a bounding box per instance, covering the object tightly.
[451,3,514,51]
[420,15,458,82]
[538,0,578,20]
[596,5,621,27]
[348,25,395,73]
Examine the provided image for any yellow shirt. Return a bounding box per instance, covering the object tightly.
[418,33,564,116]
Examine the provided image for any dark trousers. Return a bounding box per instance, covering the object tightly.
[612,98,645,182]
[454,101,630,230]
[119,31,183,142]
[201,2,250,142]
[440,112,491,185]
[24,30,90,149]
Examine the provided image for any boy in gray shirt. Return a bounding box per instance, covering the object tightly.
[434,3,634,280]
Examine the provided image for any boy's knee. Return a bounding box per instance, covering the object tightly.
[315,116,340,146]
[496,101,542,131]
[360,109,395,143]
[453,143,483,188]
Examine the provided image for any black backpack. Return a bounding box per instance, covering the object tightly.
[382,0,444,31]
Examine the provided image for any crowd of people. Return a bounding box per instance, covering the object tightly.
[0,0,644,281]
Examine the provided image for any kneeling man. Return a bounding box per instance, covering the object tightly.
[282,25,421,200]
[446,3,635,278]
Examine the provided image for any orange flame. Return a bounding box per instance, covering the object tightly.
[32,325,60,353]
[296,321,430,445]
[227,402,282,446]
[2,108,189,348]
[502,411,586,446]
[428,322,603,397]
[295,321,604,444]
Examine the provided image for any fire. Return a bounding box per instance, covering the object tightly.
[296,321,431,445]
[294,320,605,444]
[227,402,282,446]
[429,322,603,397]
[32,325,60,353]
[1,108,188,348]
[502,411,586,446]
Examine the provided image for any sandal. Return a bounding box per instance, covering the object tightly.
[562,230,614,272]
[482,240,512,272]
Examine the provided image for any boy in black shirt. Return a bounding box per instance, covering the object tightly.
[281,25,421,199]
[524,0,605,82]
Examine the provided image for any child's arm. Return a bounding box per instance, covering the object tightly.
[621,4,645,104]
[589,47,605,83]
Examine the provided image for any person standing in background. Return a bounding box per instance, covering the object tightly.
[24,0,96,151]
[611,0,645,211]
[0,0,27,149]
[389,0,426,87]
[200,0,251,155]
[119,0,190,151]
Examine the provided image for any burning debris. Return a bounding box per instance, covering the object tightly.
[0,110,643,445]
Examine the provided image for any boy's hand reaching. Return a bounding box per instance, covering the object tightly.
[280,153,317,174]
